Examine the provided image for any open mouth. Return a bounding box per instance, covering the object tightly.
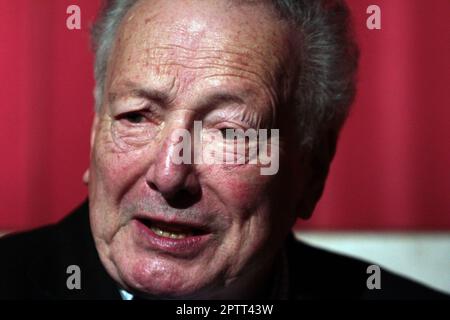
[133,216,214,257]
[137,218,210,240]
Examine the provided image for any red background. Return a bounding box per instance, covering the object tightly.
[0,0,449,231]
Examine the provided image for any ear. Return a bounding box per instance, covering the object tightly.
[296,130,338,220]
[82,114,100,185]
[82,169,90,185]
[90,113,100,149]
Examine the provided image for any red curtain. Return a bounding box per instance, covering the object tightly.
[0,0,449,231]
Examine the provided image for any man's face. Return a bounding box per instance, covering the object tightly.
[88,0,303,298]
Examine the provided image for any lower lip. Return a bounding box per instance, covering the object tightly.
[133,219,212,258]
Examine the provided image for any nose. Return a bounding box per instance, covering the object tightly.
[146,128,201,203]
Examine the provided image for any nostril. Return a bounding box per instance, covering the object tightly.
[148,181,158,191]
[146,178,201,207]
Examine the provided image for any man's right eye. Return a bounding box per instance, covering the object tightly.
[119,112,146,124]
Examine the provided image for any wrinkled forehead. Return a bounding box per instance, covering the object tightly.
[108,0,297,87]
[120,0,289,50]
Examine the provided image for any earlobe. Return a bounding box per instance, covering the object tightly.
[90,114,100,149]
[82,169,90,185]
[84,114,99,186]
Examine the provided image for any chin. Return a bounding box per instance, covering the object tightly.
[115,253,216,299]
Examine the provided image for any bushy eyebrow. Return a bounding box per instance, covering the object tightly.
[196,92,246,111]
[109,79,249,111]
[108,80,171,105]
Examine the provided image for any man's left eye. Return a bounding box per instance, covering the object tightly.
[219,128,241,139]
[219,128,230,138]
[219,127,249,140]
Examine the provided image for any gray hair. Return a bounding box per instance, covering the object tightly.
[91,0,359,151]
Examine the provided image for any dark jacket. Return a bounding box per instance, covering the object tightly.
[0,200,447,299]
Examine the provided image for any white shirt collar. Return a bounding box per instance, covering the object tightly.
[119,289,134,300]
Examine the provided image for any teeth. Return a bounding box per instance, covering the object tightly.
[150,226,191,239]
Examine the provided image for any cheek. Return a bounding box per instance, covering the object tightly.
[205,166,274,213]
[97,152,137,193]
[227,178,265,206]
[91,126,151,198]
[89,144,151,241]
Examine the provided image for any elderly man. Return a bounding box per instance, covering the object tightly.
[0,0,445,300]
